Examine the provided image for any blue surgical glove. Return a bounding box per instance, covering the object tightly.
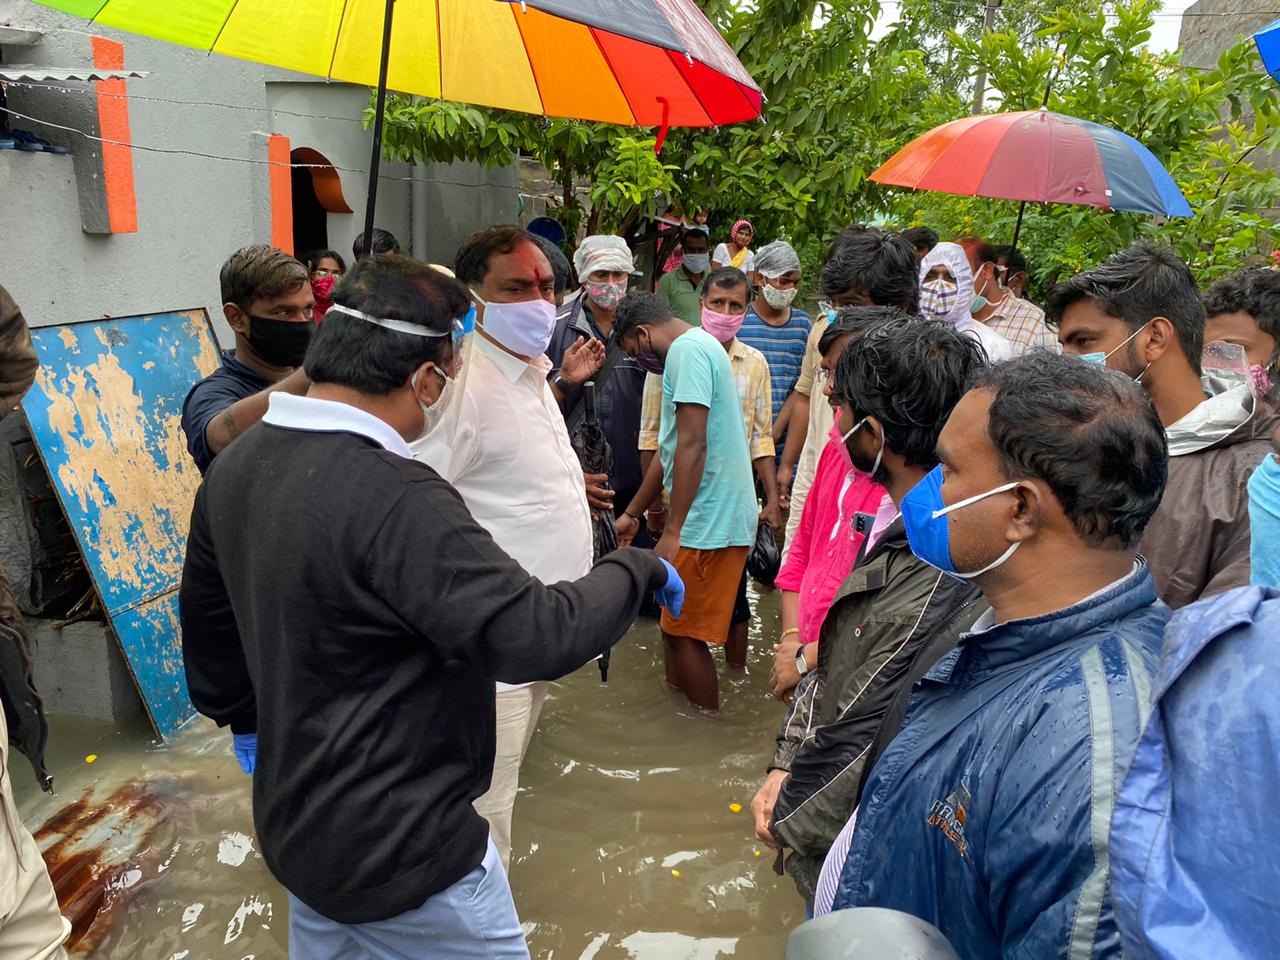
[654,559,685,619]
[232,733,257,774]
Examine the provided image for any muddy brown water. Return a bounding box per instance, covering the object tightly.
[10,587,804,959]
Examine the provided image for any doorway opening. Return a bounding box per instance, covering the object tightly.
[290,147,352,264]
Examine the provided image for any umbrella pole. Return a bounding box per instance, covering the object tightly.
[362,0,397,259]
[1010,200,1027,251]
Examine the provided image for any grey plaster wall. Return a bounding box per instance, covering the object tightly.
[1179,0,1274,71]
[0,0,518,342]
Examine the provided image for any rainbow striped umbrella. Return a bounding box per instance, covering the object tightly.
[872,107,1192,246]
[36,0,763,244]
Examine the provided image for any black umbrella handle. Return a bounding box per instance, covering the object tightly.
[584,380,597,423]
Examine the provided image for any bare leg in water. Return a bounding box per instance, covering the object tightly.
[663,633,719,711]
[725,621,749,669]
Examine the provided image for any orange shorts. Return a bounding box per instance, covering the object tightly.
[660,545,750,644]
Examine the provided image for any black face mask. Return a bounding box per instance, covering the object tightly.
[247,314,312,368]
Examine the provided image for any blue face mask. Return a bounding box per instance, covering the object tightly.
[901,465,1021,579]
[1079,321,1150,376]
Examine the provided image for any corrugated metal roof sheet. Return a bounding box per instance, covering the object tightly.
[0,66,149,82]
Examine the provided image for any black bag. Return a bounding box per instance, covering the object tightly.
[746,520,781,586]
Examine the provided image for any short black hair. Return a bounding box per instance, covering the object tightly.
[306,256,468,393]
[682,225,711,246]
[454,225,540,286]
[615,291,677,342]
[957,235,997,268]
[1044,241,1205,368]
[818,305,907,356]
[1203,267,1280,349]
[352,228,400,260]
[532,236,572,295]
[969,353,1167,548]
[220,245,308,311]
[306,249,347,272]
[831,318,987,471]
[994,245,1028,278]
[701,266,751,298]
[902,226,939,254]
[819,228,920,314]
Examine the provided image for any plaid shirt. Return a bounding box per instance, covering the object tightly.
[639,337,774,460]
[984,295,1060,355]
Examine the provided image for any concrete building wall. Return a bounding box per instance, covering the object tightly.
[1178,0,1273,71]
[0,0,518,342]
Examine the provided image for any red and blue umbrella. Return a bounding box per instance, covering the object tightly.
[871,107,1193,235]
[1256,18,1280,82]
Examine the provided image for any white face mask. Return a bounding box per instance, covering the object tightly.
[682,253,710,274]
[472,291,557,357]
[413,366,452,441]
[762,284,798,310]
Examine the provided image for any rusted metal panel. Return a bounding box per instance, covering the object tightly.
[21,310,221,736]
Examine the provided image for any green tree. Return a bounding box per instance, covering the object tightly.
[879,0,1280,289]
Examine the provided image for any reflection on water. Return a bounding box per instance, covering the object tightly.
[10,586,801,958]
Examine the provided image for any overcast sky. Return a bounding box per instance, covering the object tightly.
[870,0,1200,51]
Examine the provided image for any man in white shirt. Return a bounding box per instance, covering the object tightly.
[413,225,602,869]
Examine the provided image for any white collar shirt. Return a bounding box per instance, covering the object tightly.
[262,393,413,457]
[412,334,593,586]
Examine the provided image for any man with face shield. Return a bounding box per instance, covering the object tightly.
[751,317,990,910]
[179,256,683,959]
[181,245,315,474]
[742,240,813,448]
[413,226,608,870]
[823,352,1169,960]
[1049,241,1280,607]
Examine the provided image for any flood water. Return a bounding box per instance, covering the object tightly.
[10,586,804,959]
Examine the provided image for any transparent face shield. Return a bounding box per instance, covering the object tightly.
[409,310,476,476]
[1201,339,1251,397]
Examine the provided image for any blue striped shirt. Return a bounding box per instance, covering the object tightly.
[738,307,812,422]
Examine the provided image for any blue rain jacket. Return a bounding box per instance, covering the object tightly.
[1110,585,1280,960]
[831,563,1168,959]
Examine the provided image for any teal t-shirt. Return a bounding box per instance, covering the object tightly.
[658,328,758,550]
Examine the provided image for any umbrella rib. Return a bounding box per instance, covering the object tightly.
[506,3,546,116]
[586,27,638,126]
[208,0,243,56]
[326,0,353,81]
[665,50,715,128]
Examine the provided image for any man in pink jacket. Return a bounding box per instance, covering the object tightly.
[770,308,901,700]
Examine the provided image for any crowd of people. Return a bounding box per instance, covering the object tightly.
[2,212,1280,959]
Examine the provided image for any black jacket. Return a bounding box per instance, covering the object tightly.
[180,423,665,924]
[769,521,986,904]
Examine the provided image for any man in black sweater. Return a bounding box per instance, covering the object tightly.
[179,256,683,959]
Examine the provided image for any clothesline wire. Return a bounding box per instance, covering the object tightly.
[0,103,497,188]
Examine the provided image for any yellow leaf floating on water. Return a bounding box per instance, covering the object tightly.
[728,802,742,814]
[670,869,681,878]
[84,754,97,763]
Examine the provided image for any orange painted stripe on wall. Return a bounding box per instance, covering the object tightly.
[268,135,293,255]
[91,37,138,234]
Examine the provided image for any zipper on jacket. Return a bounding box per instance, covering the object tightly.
[850,593,983,810]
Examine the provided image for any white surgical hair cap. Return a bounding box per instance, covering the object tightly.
[573,235,637,277]
[754,240,801,278]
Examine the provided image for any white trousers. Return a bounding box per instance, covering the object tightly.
[0,710,70,960]
[473,683,547,871]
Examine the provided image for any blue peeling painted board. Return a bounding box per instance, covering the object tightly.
[21,310,223,737]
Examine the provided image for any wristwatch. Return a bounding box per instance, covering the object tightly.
[553,375,570,392]
[795,647,811,676]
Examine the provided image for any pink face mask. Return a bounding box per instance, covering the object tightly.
[828,421,853,469]
[1250,363,1272,398]
[701,306,745,342]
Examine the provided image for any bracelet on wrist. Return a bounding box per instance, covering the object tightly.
[780,627,800,642]
[624,509,643,522]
